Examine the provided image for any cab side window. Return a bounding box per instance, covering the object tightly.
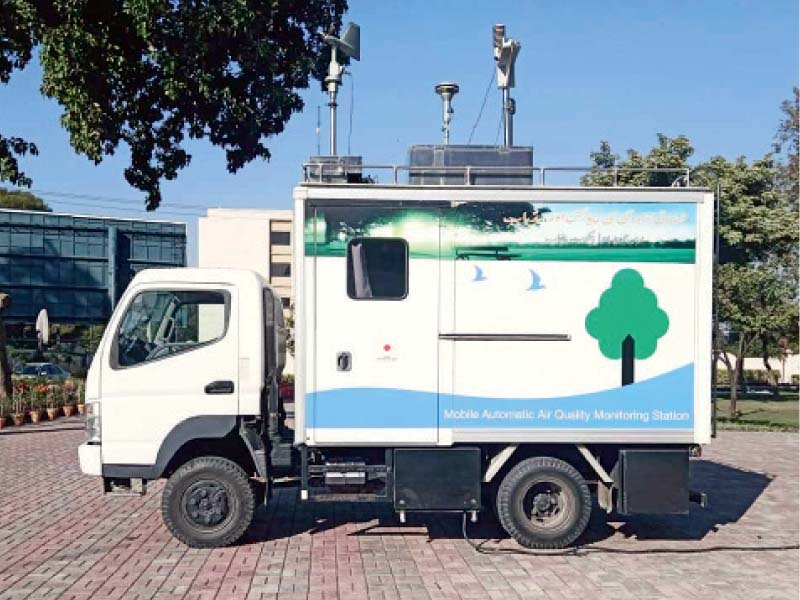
[115,290,228,368]
[346,238,408,300]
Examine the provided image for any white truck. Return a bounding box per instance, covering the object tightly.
[79,160,714,549]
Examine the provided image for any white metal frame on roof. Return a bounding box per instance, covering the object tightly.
[297,184,710,204]
[301,163,710,189]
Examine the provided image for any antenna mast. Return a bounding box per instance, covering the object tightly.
[316,105,321,155]
[493,24,521,148]
[324,23,360,156]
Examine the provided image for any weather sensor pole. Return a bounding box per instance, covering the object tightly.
[324,22,360,156]
[434,82,459,145]
[493,24,521,148]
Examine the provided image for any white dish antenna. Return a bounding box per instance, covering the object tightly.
[324,22,361,155]
[36,308,49,347]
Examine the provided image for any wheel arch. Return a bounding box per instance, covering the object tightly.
[102,416,264,481]
[483,443,596,488]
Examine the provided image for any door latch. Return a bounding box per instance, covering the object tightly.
[337,352,352,372]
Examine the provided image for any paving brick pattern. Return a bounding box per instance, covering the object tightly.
[0,420,797,600]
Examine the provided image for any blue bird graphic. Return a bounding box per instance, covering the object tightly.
[527,269,545,291]
[472,265,487,282]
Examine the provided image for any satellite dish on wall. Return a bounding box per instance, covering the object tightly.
[36,308,50,348]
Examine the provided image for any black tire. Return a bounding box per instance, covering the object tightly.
[496,456,591,549]
[161,456,255,548]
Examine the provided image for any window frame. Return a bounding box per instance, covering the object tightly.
[110,287,231,370]
[346,236,409,301]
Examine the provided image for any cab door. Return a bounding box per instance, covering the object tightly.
[309,203,441,445]
[100,284,238,466]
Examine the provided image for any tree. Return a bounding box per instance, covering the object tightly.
[0,187,50,211]
[581,134,694,187]
[0,293,11,409]
[585,269,669,386]
[0,3,38,188]
[582,102,799,418]
[774,87,799,201]
[692,151,797,417]
[0,1,348,210]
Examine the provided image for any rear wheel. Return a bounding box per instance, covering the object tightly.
[162,456,255,548]
[496,456,591,549]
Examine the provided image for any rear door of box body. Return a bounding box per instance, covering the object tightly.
[307,201,444,445]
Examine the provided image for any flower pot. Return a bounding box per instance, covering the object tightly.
[46,407,60,420]
[11,413,25,427]
[30,410,43,424]
[63,405,76,417]
[77,403,86,416]
[0,416,7,429]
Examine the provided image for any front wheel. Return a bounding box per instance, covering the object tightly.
[496,456,591,549]
[162,456,255,548]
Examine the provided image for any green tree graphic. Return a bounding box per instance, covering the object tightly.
[585,269,669,386]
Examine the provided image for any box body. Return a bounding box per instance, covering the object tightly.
[293,185,714,449]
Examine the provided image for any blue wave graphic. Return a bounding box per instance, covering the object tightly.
[308,364,694,429]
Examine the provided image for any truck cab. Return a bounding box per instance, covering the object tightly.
[79,268,289,546]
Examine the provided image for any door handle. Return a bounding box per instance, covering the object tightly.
[205,380,235,395]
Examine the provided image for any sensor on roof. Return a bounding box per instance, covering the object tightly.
[434,82,459,145]
[493,24,521,147]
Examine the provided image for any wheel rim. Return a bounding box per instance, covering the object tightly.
[182,479,232,530]
[519,478,575,531]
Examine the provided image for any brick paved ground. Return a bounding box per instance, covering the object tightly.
[0,420,797,600]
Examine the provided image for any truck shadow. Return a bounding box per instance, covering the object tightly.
[591,459,775,543]
[244,459,774,547]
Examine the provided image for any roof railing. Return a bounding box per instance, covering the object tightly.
[301,163,696,187]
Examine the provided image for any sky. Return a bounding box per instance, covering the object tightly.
[0,0,797,265]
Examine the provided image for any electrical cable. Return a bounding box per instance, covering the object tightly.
[30,189,211,211]
[16,196,293,222]
[461,513,800,556]
[467,65,496,144]
[15,189,282,221]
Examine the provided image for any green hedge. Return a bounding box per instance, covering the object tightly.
[715,368,780,385]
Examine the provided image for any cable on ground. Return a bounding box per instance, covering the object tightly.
[461,513,800,556]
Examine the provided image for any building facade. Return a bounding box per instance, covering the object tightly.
[198,208,293,306]
[0,208,186,324]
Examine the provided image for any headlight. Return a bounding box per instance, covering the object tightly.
[85,402,101,444]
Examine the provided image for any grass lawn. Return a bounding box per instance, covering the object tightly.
[715,394,799,431]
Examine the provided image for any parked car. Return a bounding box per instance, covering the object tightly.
[714,384,779,399]
[743,385,779,399]
[13,362,71,381]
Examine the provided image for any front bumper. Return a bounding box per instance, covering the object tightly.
[78,442,102,476]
